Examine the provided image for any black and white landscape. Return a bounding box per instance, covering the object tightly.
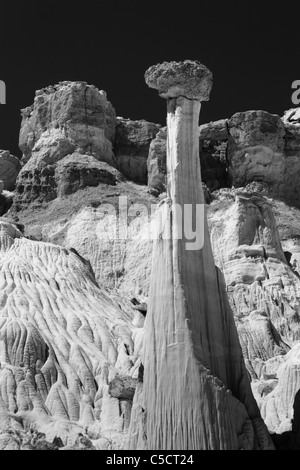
[0,0,300,451]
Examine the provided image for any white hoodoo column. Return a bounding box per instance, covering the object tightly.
[134,60,274,450]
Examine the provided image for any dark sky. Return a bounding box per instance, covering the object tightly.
[1,0,300,157]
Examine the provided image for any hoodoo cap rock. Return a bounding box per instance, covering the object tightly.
[144,60,213,101]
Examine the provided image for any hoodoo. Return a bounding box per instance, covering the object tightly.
[136,60,274,450]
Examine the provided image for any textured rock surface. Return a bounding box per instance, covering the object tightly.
[208,188,300,342]
[15,82,117,207]
[147,127,167,194]
[0,219,143,449]
[19,81,116,164]
[225,109,300,208]
[227,111,285,187]
[145,60,213,100]
[64,206,153,300]
[258,344,300,435]
[207,186,300,437]
[55,154,124,197]
[10,175,156,301]
[199,118,229,141]
[281,108,300,206]
[4,74,300,449]
[114,118,160,184]
[0,150,21,191]
[13,155,124,207]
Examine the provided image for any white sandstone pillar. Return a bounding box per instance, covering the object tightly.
[137,60,274,450]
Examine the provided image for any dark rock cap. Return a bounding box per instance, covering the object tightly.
[145,60,213,101]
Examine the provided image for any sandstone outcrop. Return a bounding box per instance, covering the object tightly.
[15,83,162,209]
[223,109,300,208]
[0,150,21,190]
[227,111,285,188]
[145,108,300,209]
[13,154,125,206]
[114,118,161,184]
[207,185,300,437]
[208,187,300,342]
[15,82,117,207]
[129,60,274,450]
[19,81,116,164]
[55,154,124,197]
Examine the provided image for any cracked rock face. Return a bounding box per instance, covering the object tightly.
[144,60,213,100]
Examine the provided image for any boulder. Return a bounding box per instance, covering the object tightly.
[0,150,21,190]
